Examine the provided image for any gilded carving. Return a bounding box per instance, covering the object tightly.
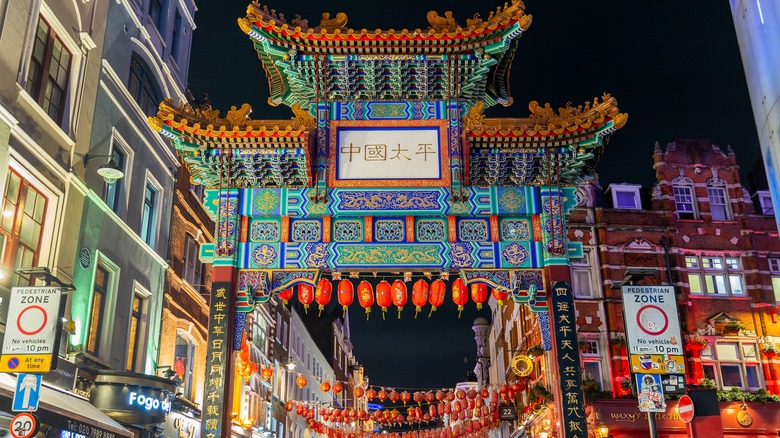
[226,104,252,126]
[462,101,485,128]
[427,11,458,31]
[337,245,441,265]
[291,104,315,128]
[318,12,348,31]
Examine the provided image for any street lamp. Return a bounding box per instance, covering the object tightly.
[284,358,296,371]
[596,424,610,438]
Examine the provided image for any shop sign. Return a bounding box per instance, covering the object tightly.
[0,287,63,373]
[551,281,587,437]
[42,358,78,391]
[621,286,683,356]
[161,412,200,438]
[328,120,449,187]
[90,384,172,425]
[201,282,232,438]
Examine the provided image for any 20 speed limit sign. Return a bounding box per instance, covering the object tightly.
[10,412,38,438]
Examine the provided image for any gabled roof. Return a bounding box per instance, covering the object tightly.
[238,1,531,111]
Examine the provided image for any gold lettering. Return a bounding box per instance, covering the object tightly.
[215,288,227,299]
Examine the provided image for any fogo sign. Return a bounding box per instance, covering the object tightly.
[0,287,63,373]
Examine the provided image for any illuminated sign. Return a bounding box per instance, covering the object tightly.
[128,391,171,413]
[328,120,450,188]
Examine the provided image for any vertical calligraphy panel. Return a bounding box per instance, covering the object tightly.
[551,281,588,438]
[201,281,231,438]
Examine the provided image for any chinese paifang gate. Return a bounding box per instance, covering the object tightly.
[149,1,627,437]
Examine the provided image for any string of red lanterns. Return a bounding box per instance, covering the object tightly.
[279,277,506,319]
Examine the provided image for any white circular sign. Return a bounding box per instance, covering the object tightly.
[636,304,669,335]
[10,413,38,438]
[16,305,48,336]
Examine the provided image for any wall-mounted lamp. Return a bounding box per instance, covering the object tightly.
[155,365,177,379]
[84,154,124,184]
[284,358,296,371]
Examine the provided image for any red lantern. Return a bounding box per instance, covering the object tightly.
[321,380,331,393]
[411,279,429,318]
[413,392,424,404]
[376,280,393,320]
[315,278,332,316]
[286,400,294,412]
[298,284,314,313]
[296,374,307,389]
[260,366,273,380]
[401,391,411,405]
[451,278,468,318]
[333,381,344,394]
[471,283,488,310]
[377,389,388,402]
[428,279,446,317]
[366,388,377,400]
[279,288,294,305]
[388,390,399,403]
[357,281,375,320]
[391,279,408,319]
[337,280,354,317]
[492,288,508,306]
[354,387,365,398]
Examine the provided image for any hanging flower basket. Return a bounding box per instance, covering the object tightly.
[761,343,780,358]
[578,338,591,352]
[685,336,709,352]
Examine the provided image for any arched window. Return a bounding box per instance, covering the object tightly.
[128,53,162,116]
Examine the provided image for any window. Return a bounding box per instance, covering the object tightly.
[148,0,165,31]
[183,234,202,286]
[189,183,204,203]
[104,146,125,213]
[140,182,158,247]
[86,263,109,356]
[25,17,72,125]
[128,54,162,116]
[685,255,743,296]
[175,333,195,400]
[571,251,596,298]
[252,312,268,354]
[171,10,182,62]
[0,171,47,287]
[707,187,730,221]
[126,293,146,371]
[757,191,774,215]
[701,341,762,390]
[673,185,696,219]
[607,184,641,210]
[770,258,780,302]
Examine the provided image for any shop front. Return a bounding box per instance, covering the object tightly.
[593,399,780,437]
[159,398,201,438]
[0,373,132,438]
[89,371,177,438]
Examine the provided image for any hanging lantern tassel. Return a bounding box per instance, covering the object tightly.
[376,280,392,321]
[452,278,468,319]
[391,279,407,320]
[315,278,333,317]
[428,279,446,318]
[357,281,374,321]
[338,279,354,318]
[471,283,488,311]
[412,279,429,319]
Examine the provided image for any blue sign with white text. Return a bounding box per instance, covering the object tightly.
[13,373,42,412]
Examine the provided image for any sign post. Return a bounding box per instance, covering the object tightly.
[0,287,63,373]
[622,285,684,438]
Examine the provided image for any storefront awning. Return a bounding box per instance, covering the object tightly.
[0,373,133,438]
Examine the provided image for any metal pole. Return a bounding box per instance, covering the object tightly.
[648,411,659,438]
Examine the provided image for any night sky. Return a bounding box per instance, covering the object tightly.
[188,0,761,389]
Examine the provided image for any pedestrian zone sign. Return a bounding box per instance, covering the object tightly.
[0,287,62,373]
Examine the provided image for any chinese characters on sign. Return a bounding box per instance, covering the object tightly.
[329,121,450,187]
[551,281,588,438]
[201,282,231,438]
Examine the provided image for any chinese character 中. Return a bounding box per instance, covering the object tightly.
[341,143,361,162]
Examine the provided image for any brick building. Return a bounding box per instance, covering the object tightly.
[566,139,780,435]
